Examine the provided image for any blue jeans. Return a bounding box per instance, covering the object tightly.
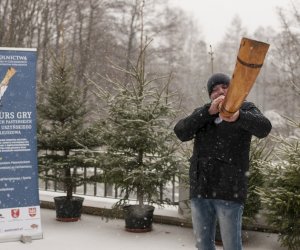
[191,197,244,250]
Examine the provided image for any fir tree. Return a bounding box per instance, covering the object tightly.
[90,40,183,207]
[258,118,300,250]
[243,137,272,225]
[38,51,97,199]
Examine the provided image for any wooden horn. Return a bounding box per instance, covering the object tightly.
[219,37,270,118]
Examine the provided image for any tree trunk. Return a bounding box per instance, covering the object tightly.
[137,148,144,206]
[65,166,73,199]
[137,188,144,206]
[64,149,73,199]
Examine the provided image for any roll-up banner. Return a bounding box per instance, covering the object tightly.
[0,48,42,242]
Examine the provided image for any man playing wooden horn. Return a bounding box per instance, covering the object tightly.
[174,72,272,250]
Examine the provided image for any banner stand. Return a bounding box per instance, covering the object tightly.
[0,47,43,242]
[0,231,43,243]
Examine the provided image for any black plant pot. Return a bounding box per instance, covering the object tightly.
[123,204,155,232]
[54,196,84,222]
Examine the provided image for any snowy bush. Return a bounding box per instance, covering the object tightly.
[258,122,300,250]
[38,51,100,199]
[89,41,186,207]
[243,137,272,225]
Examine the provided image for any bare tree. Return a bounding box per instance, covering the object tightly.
[247,26,277,111]
[0,0,40,47]
[270,1,300,119]
[214,15,248,74]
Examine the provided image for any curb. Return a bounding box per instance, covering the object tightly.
[40,200,277,233]
[40,200,193,227]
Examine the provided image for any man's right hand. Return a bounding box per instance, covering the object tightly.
[208,95,225,115]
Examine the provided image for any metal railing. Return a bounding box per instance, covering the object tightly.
[39,166,179,205]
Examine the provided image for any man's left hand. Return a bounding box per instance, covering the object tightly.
[219,110,240,122]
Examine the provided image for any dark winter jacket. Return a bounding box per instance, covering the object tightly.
[174,101,272,204]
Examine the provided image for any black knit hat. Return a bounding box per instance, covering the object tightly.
[207,73,230,96]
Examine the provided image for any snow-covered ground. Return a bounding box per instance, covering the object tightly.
[1,208,287,250]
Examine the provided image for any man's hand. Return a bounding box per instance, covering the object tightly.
[208,95,225,115]
[219,110,240,122]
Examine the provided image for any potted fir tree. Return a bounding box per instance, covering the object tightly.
[90,40,182,232]
[38,51,98,222]
[258,117,300,250]
[243,137,272,225]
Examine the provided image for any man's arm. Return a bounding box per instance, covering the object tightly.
[174,104,217,142]
[236,102,272,138]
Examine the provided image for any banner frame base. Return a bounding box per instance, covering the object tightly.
[0,232,43,243]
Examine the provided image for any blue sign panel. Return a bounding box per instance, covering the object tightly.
[0,48,42,242]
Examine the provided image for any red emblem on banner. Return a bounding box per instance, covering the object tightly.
[28,207,37,217]
[11,209,20,218]
[31,224,39,229]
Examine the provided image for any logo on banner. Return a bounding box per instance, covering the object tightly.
[31,224,39,229]
[28,207,36,217]
[0,67,16,106]
[11,209,20,218]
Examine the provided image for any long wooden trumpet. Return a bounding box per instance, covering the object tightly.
[219,37,270,118]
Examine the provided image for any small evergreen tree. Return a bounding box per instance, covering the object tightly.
[258,119,300,250]
[90,41,183,207]
[38,51,98,199]
[243,137,272,225]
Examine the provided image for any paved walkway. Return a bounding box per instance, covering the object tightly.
[1,208,287,250]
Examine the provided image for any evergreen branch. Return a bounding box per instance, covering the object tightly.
[86,77,110,99]
[106,57,136,78]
